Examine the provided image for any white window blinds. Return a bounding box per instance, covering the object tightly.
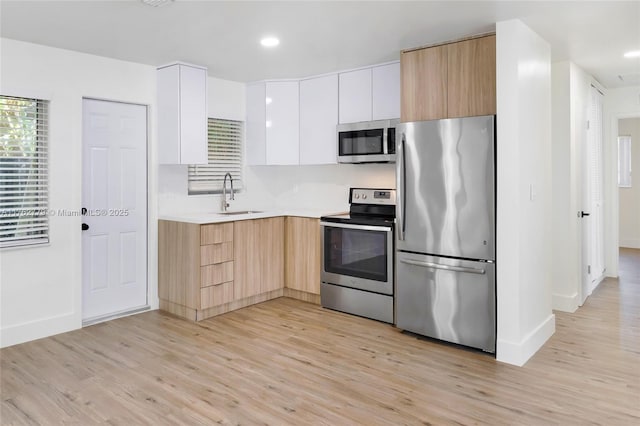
[0,95,49,248]
[188,118,244,194]
[618,135,632,188]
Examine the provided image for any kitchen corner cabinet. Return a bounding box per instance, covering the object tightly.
[159,218,285,321]
[400,35,496,122]
[285,217,321,295]
[338,62,400,124]
[234,217,284,299]
[157,63,208,164]
[299,74,338,165]
[246,81,299,166]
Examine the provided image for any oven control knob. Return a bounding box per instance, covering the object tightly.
[354,194,360,199]
[362,194,367,199]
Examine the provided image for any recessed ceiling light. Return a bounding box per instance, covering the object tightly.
[260,37,280,48]
[624,50,640,58]
[141,0,173,7]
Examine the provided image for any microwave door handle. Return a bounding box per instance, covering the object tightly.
[397,132,406,241]
[383,126,388,154]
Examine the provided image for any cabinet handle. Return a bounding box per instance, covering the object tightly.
[400,259,485,275]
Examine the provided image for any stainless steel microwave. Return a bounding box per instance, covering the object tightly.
[337,119,399,163]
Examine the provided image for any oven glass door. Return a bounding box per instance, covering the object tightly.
[321,222,393,295]
[338,129,384,156]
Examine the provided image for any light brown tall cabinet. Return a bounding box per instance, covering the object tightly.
[401,34,496,122]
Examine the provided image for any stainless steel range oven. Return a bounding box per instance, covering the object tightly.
[320,188,395,323]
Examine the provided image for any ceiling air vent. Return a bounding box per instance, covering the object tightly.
[141,0,174,7]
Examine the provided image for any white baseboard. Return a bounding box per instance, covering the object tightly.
[619,238,640,249]
[552,292,579,313]
[0,312,80,348]
[496,314,555,367]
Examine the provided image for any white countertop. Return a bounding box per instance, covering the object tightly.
[158,209,347,224]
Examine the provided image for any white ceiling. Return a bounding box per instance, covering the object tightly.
[1,1,639,88]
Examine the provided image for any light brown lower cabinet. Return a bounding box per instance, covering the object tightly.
[159,220,236,320]
[159,217,287,321]
[159,216,320,321]
[285,217,321,295]
[233,217,284,299]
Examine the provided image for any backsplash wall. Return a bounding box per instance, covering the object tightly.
[158,163,396,215]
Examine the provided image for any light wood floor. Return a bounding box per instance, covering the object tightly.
[2,250,639,425]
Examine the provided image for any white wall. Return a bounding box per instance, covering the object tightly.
[604,86,640,275]
[495,20,555,366]
[550,61,593,312]
[0,38,158,347]
[618,117,640,248]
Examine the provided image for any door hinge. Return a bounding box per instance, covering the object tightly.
[588,265,591,274]
[586,120,590,130]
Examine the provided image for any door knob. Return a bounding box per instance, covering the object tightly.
[579,211,591,218]
[82,223,89,231]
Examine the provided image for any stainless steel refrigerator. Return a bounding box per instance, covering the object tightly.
[395,115,496,353]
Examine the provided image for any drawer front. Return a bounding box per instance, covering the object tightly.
[201,261,234,287]
[201,223,233,245]
[201,241,234,266]
[201,281,234,309]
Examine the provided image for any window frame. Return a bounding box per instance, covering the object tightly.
[618,135,632,188]
[0,94,50,249]
[188,117,244,196]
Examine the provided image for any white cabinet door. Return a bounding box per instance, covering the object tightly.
[299,74,338,165]
[157,63,207,164]
[372,62,400,120]
[339,68,372,124]
[265,81,299,165]
[180,65,208,164]
[246,82,267,165]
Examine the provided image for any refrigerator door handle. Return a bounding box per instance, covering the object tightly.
[397,132,406,241]
[399,259,486,275]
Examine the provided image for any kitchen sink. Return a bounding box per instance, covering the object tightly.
[219,210,263,215]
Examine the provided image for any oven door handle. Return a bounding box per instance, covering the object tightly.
[320,222,392,232]
[400,259,486,275]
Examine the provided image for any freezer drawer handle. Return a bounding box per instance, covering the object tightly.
[400,259,486,275]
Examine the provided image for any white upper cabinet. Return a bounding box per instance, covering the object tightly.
[157,63,207,164]
[372,62,400,120]
[299,74,338,165]
[245,61,398,165]
[338,62,400,124]
[246,81,299,165]
[246,82,267,165]
[265,81,299,165]
[339,68,372,124]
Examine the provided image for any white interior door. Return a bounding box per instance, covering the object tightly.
[82,99,147,322]
[581,86,605,303]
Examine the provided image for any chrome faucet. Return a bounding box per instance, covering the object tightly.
[222,172,234,211]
